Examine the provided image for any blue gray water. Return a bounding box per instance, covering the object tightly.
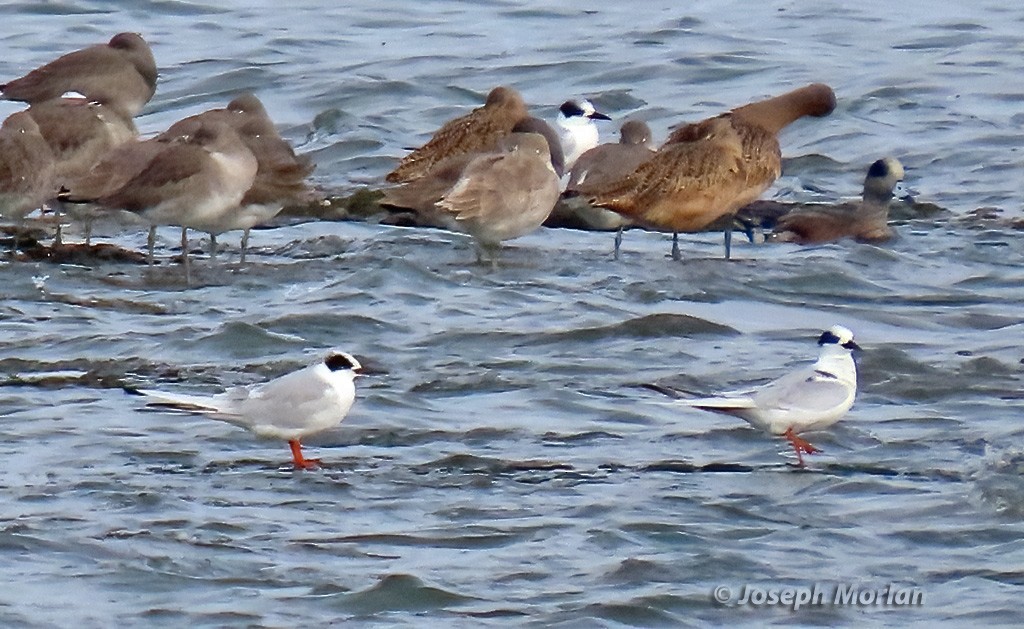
[1,1,1023,627]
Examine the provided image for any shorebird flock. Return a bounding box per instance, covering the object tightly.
[0,33,902,467]
[0,32,911,273]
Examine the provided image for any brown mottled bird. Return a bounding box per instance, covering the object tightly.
[769,157,908,245]
[386,86,529,184]
[2,32,157,117]
[586,83,836,260]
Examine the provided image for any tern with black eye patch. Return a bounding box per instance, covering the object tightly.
[132,351,362,470]
[680,325,860,466]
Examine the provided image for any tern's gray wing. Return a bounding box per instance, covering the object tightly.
[752,366,851,415]
[236,365,336,432]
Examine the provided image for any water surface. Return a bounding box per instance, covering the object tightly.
[1,1,1023,627]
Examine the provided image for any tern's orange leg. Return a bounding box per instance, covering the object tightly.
[288,439,321,470]
[784,427,820,467]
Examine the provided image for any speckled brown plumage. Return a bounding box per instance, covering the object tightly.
[386,86,529,184]
[585,83,836,257]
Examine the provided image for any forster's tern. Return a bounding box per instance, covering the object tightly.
[586,83,836,260]
[555,99,611,171]
[682,325,860,466]
[436,131,560,264]
[386,86,529,184]
[2,32,157,117]
[134,351,362,469]
[769,157,910,245]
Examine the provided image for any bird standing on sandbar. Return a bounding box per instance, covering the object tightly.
[586,83,836,260]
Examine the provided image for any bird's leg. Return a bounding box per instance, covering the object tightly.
[53,205,64,247]
[613,226,623,260]
[288,439,321,470]
[208,233,217,258]
[723,224,733,260]
[784,427,820,467]
[147,225,156,266]
[671,232,681,261]
[240,229,250,265]
[180,227,191,286]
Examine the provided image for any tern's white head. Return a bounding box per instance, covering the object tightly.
[557,99,612,126]
[817,325,860,351]
[324,351,362,374]
[556,99,612,171]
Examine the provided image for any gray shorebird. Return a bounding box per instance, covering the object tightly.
[436,132,560,264]
[159,94,315,260]
[0,112,57,249]
[2,32,157,117]
[561,120,655,249]
[90,122,257,282]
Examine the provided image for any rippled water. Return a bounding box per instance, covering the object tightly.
[2,1,1023,627]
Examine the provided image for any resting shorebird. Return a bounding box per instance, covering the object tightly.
[386,86,529,184]
[159,94,315,260]
[561,120,655,243]
[586,83,836,260]
[0,112,56,248]
[436,132,560,264]
[79,122,257,282]
[2,32,157,117]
